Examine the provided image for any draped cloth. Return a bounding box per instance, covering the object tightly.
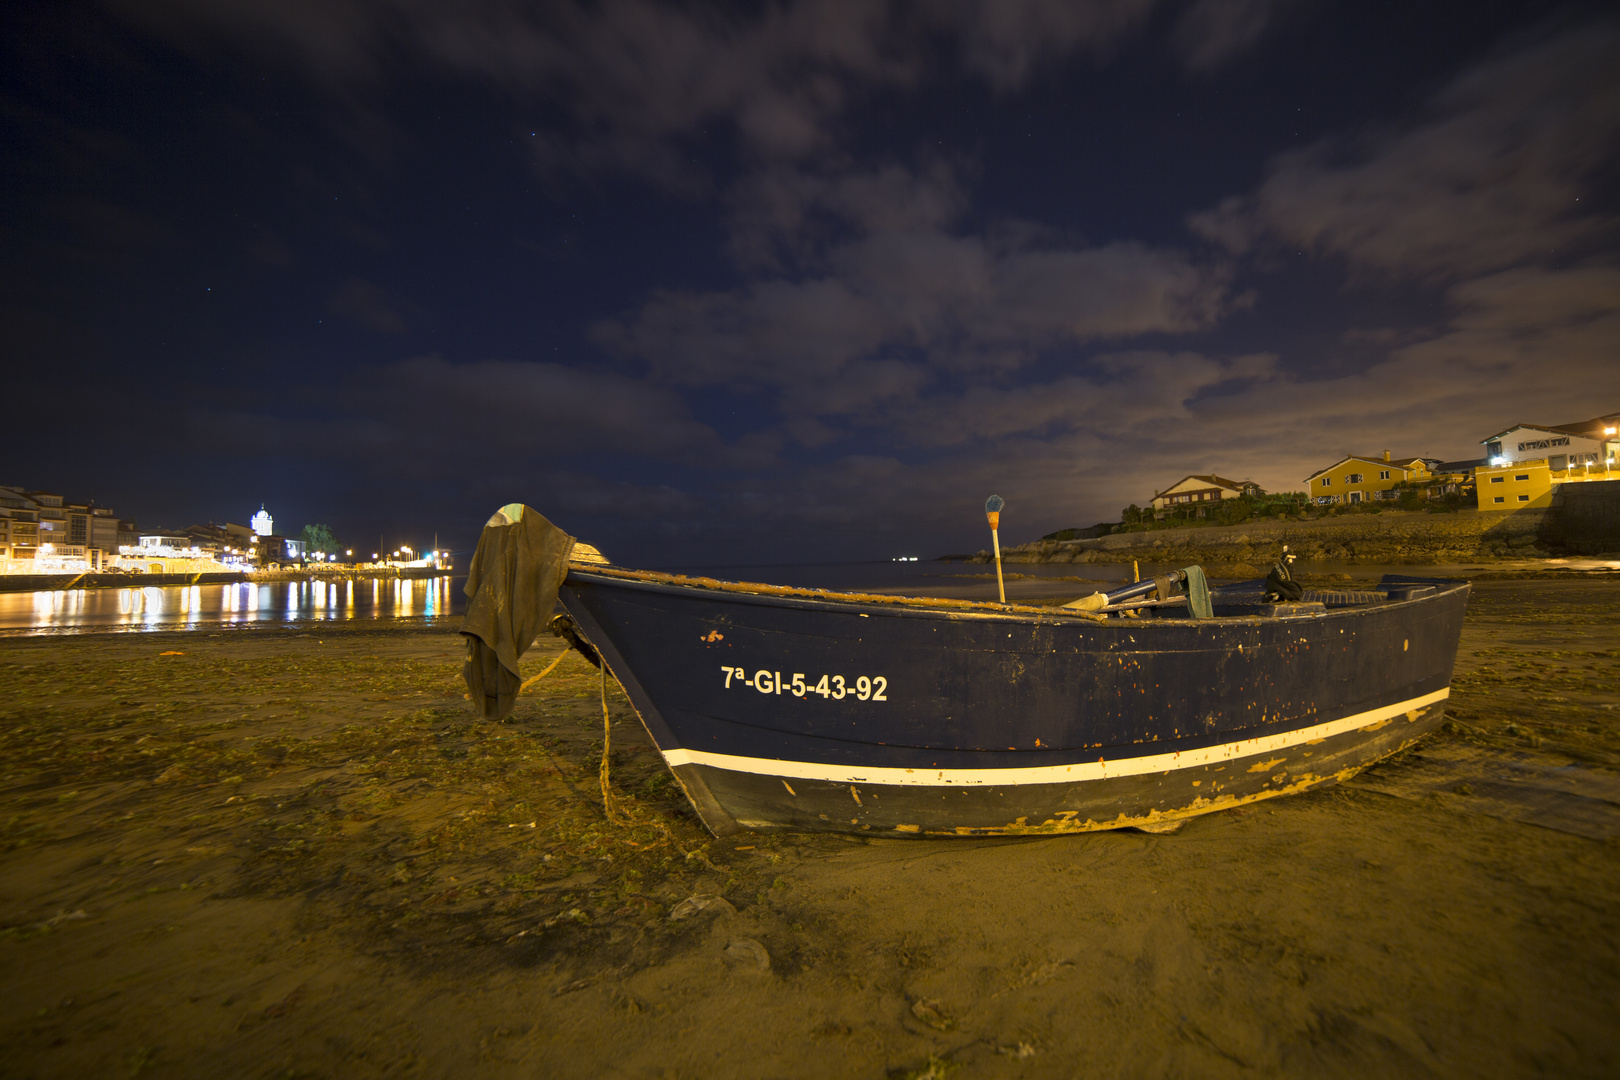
[461,504,576,720]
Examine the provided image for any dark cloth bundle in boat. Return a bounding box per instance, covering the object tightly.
[461,503,575,720]
[1264,559,1303,602]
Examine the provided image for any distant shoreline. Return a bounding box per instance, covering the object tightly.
[0,565,454,594]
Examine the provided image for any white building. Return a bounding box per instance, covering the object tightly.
[1150,474,1260,511]
[1482,413,1619,469]
[251,506,274,536]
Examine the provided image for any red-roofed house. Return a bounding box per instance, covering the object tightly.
[1150,475,1260,512]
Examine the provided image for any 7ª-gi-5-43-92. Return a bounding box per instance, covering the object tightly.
[721,667,887,701]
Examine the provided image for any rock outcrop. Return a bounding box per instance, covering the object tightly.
[962,508,1564,567]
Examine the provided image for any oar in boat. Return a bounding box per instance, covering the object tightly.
[984,495,1006,604]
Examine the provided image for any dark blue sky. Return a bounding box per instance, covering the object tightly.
[5,1,1616,564]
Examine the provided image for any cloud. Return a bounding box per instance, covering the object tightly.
[940,0,1159,92]
[191,355,733,467]
[727,160,971,271]
[879,351,1278,449]
[109,0,1165,184]
[1189,23,1620,280]
[596,232,1235,400]
[382,356,728,461]
[45,196,169,265]
[1172,0,1301,73]
[1103,264,1620,487]
[744,257,1617,545]
[329,277,406,334]
[246,231,294,267]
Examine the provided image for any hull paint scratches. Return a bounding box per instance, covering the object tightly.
[692,714,1442,837]
[659,694,1445,788]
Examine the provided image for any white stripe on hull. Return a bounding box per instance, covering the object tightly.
[660,688,1449,787]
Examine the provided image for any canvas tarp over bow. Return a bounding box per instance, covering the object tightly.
[461,503,575,720]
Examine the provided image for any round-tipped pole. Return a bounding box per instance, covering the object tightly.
[985,495,1006,604]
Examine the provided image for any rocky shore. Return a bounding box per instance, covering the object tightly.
[958,508,1618,575]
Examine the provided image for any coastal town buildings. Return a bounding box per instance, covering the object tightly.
[1473,452,1617,511]
[1473,411,1619,511]
[1481,413,1620,469]
[253,533,306,564]
[1475,460,1557,509]
[178,521,256,561]
[0,485,133,565]
[1304,452,1436,505]
[1150,475,1259,512]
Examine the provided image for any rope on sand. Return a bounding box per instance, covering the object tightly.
[598,662,634,827]
[517,649,570,693]
[518,641,717,862]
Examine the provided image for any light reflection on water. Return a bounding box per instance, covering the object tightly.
[3,576,464,634]
[14,556,1601,635]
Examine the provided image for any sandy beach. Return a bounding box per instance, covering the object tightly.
[2,576,1618,1078]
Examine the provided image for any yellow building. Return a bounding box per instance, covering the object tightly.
[1304,452,1432,506]
[1475,460,1552,509]
[1474,456,1618,510]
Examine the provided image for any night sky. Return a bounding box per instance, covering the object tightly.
[5,1,1617,565]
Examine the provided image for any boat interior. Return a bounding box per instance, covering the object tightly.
[1111,573,1453,619]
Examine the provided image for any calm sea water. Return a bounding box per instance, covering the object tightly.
[0,576,463,634]
[6,556,1558,634]
[1,562,1117,634]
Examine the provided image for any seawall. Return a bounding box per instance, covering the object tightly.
[964,507,1599,570]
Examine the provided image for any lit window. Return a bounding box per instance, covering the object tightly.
[1493,496,1505,504]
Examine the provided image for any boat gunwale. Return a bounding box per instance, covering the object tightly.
[565,564,1469,626]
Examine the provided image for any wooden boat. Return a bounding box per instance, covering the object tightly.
[556,564,1468,837]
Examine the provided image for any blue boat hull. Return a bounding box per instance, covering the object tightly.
[558,570,1468,836]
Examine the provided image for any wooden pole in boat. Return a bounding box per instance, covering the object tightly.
[985,495,1006,605]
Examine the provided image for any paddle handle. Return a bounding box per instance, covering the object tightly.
[990,522,1006,604]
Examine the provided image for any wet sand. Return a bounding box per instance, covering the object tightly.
[2,579,1618,1078]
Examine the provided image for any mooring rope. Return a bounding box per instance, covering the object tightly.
[598,661,634,826]
[517,649,569,694]
[515,640,713,860]
[506,646,629,824]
